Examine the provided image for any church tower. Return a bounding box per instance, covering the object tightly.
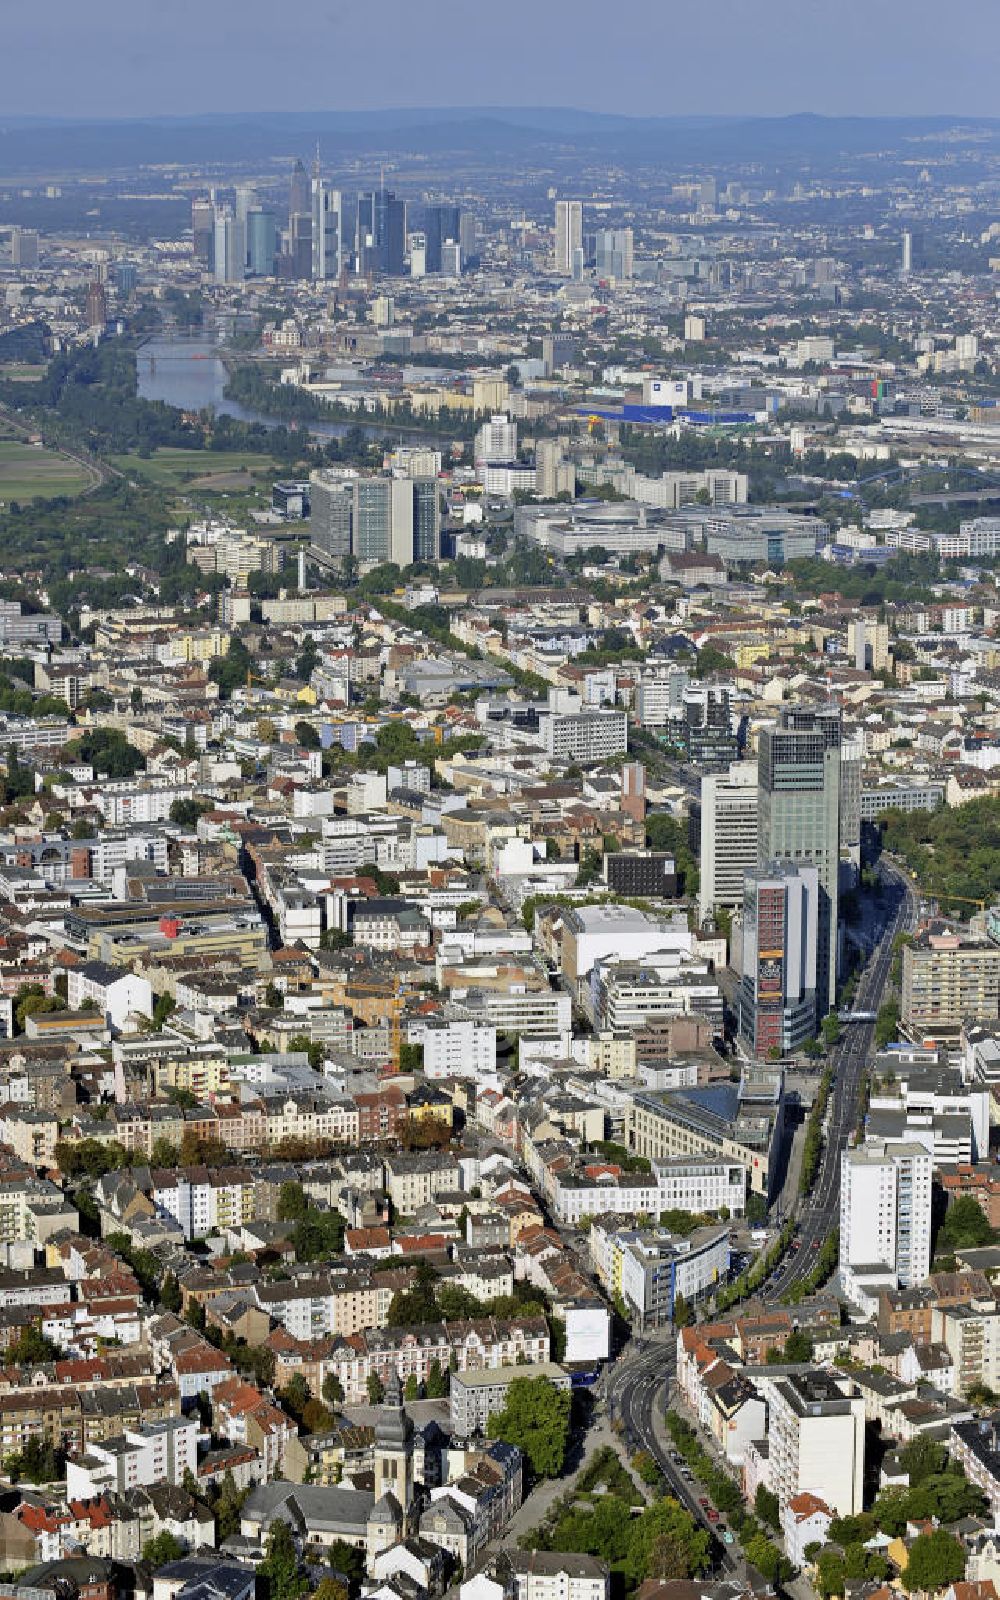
[374,1369,415,1511]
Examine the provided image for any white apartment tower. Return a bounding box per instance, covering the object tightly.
[766,1371,866,1516]
[697,761,759,926]
[554,200,583,276]
[840,1140,933,1306]
[475,414,518,465]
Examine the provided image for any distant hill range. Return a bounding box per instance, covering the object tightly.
[1,108,999,176]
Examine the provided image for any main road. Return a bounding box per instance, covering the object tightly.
[606,1333,740,1575]
[770,857,919,1295]
[605,857,920,1575]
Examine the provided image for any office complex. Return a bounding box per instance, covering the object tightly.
[626,1067,784,1199]
[554,200,583,276]
[758,707,841,1010]
[308,471,440,567]
[700,507,823,566]
[694,761,758,925]
[594,227,634,280]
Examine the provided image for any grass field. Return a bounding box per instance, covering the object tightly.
[0,439,97,502]
[109,448,278,491]
[0,363,46,383]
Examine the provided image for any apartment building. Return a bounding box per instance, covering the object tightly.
[764,1370,865,1515]
[840,1141,933,1315]
[65,1416,197,1499]
[902,930,1000,1038]
[450,1363,572,1435]
[506,1552,610,1600]
[932,1301,1000,1399]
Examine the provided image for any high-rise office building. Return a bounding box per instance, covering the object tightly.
[234,184,255,272]
[358,188,407,276]
[289,158,310,221]
[459,211,478,266]
[190,203,214,267]
[290,212,313,280]
[694,760,759,926]
[681,685,738,770]
[85,282,107,331]
[424,203,461,274]
[594,227,634,280]
[440,241,462,278]
[115,261,138,298]
[311,178,342,280]
[840,729,863,871]
[309,470,357,564]
[739,861,820,1059]
[474,414,517,465]
[757,706,841,1010]
[246,209,278,278]
[840,1140,933,1305]
[554,200,583,276]
[901,227,925,275]
[212,209,245,284]
[10,227,39,269]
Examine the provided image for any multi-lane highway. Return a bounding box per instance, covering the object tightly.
[769,858,918,1295]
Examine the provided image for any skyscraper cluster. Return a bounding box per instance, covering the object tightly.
[190,164,469,284]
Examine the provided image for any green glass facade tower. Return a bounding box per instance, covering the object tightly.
[757,706,841,1011]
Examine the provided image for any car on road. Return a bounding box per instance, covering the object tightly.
[698,1497,711,1510]
[706,1508,720,1523]
[722,1530,735,1545]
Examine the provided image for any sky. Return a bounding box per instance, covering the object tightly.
[4,0,998,121]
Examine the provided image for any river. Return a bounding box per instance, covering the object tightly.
[136,333,446,447]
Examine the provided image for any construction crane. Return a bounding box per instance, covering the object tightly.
[936,894,987,912]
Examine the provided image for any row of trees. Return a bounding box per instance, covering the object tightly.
[880,793,1000,912]
[715,1219,795,1315]
[666,1413,791,1586]
[782,1228,839,1305]
[799,1063,834,1195]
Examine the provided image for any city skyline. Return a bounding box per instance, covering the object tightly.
[3,0,999,121]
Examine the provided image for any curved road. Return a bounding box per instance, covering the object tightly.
[607,1336,739,1575]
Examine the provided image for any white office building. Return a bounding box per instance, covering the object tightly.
[696,761,759,925]
[554,200,583,276]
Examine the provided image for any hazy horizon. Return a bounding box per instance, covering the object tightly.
[5,0,997,122]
